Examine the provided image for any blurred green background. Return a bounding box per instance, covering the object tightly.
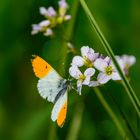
[0,0,140,140]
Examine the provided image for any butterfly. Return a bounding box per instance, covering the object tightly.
[31,55,71,127]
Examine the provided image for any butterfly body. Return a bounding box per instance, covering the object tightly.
[32,55,70,127]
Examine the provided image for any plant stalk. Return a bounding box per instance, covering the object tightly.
[93,87,130,140]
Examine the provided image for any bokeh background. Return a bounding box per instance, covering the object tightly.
[0,0,140,140]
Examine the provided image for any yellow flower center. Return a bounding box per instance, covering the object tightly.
[83,57,93,68]
[79,75,86,81]
[105,66,113,75]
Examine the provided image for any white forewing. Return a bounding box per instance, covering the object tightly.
[51,91,67,122]
[37,70,64,103]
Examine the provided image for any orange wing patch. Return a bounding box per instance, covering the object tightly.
[31,55,52,78]
[57,101,67,127]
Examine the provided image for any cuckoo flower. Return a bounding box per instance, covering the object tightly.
[31,20,53,36]
[94,57,122,84]
[40,7,57,19]
[57,0,71,23]
[72,46,99,67]
[31,0,71,36]
[69,65,95,95]
[121,55,136,75]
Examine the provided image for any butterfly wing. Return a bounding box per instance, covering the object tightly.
[32,55,65,103]
[51,91,68,127]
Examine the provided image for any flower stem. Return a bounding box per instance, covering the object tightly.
[80,0,140,117]
[48,123,57,140]
[59,0,79,76]
[66,103,84,140]
[93,87,130,140]
[109,94,139,140]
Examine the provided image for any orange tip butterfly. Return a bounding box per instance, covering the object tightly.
[31,55,70,127]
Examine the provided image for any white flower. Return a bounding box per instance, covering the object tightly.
[58,0,68,10]
[121,55,136,75]
[72,46,99,67]
[64,15,71,21]
[31,0,71,36]
[94,57,122,84]
[57,0,71,23]
[40,7,57,18]
[31,24,41,35]
[44,28,53,36]
[69,66,95,95]
[31,20,53,36]
[39,20,50,27]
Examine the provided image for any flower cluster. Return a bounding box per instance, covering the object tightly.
[69,46,136,94]
[31,0,71,37]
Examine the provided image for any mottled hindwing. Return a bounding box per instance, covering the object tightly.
[31,55,65,103]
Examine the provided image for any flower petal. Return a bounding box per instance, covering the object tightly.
[64,15,71,21]
[58,0,68,9]
[47,7,57,17]
[82,76,90,85]
[104,56,111,64]
[44,28,53,36]
[77,80,82,95]
[84,68,95,77]
[90,53,99,62]
[31,24,41,35]
[88,81,100,87]
[72,56,84,67]
[97,73,111,84]
[94,58,108,72]
[69,66,82,79]
[111,72,121,80]
[122,55,136,67]
[39,7,48,16]
[81,46,89,57]
[81,46,95,60]
[39,20,50,27]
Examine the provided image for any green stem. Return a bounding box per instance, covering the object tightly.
[48,123,57,140]
[59,0,79,76]
[109,94,139,140]
[66,103,84,140]
[80,0,140,117]
[93,87,130,140]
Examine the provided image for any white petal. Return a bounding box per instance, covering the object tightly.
[39,7,48,16]
[122,55,136,67]
[69,66,82,79]
[104,56,111,64]
[84,68,95,77]
[72,56,84,67]
[58,0,68,9]
[88,81,100,87]
[94,58,108,72]
[31,30,38,35]
[97,73,111,84]
[81,46,90,57]
[82,76,90,85]
[32,24,41,30]
[44,28,53,36]
[31,24,41,35]
[77,80,82,95]
[111,72,121,80]
[39,20,50,27]
[47,7,57,17]
[110,58,124,72]
[90,53,99,62]
[64,15,71,21]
